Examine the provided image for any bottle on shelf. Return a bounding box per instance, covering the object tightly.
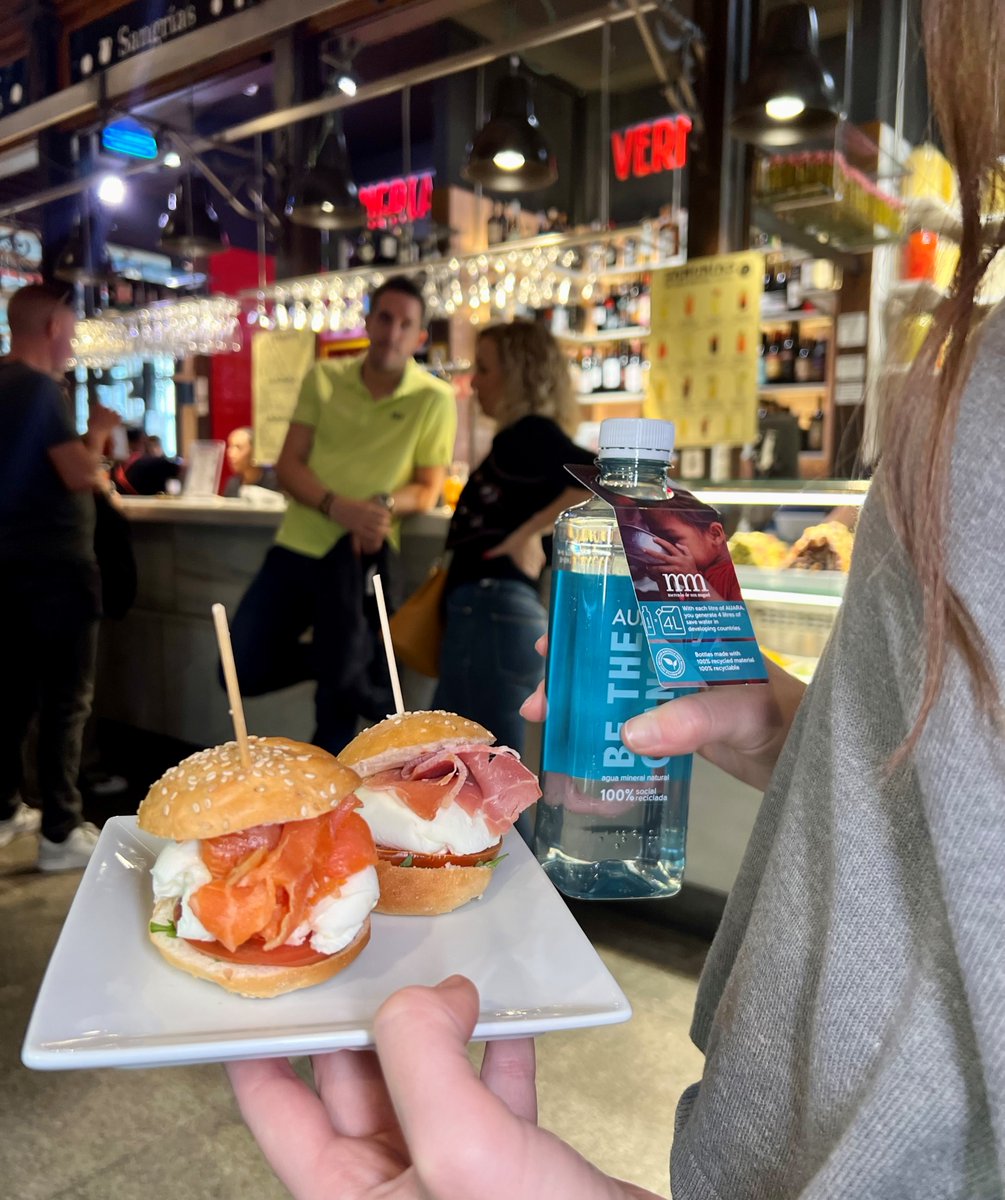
[624,341,643,394]
[635,277,651,327]
[352,228,377,267]
[601,342,623,392]
[786,263,803,310]
[656,205,678,260]
[487,203,505,244]
[758,333,768,387]
[505,201,522,240]
[590,346,604,393]
[779,324,797,384]
[764,328,782,383]
[397,223,419,265]
[535,417,692,900]
[591,294,608,332]
[794,337,814,383]
[807,408,825,452]
[375,224,399,265]
[603,289,619,331]
[810,338,828,383]
[578,349,594,396]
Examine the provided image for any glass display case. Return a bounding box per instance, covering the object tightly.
[678,477,868,905]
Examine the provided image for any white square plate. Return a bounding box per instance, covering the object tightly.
[23,816,631,1070]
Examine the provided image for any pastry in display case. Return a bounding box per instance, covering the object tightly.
[683,479,866,903]
[695,481,865,686]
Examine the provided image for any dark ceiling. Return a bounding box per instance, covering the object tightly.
[0,0,855,264]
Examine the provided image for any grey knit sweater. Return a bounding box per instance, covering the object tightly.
[670,307,1005,1198]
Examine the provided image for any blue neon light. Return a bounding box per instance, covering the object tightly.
[102,119,158,161]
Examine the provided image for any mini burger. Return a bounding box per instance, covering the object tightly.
[338,711,541,916]
[136,736,379,998]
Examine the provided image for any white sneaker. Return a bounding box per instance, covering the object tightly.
[38,822,101,873]
[0,802,41,849]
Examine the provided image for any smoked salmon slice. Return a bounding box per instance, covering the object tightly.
[189,799,376,954]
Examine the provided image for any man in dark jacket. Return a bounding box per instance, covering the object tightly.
[0,284,119,871]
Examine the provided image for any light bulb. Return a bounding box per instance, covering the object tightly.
[765,96,806,122]
[493,149,525,171]
[163,151,182,168]
[98,174,126,206]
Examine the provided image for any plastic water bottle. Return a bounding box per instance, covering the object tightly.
[534,418,693,900]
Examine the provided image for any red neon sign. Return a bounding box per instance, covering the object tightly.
[359,172,435,228]
[610,116,692,182]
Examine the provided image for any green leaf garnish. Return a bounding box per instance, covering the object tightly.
[481,854,509,870]
[149,920,178,938]
[399,855,414,868]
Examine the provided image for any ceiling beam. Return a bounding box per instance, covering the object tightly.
[0,0,358,153]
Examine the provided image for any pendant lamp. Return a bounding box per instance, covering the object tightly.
[159,172,228,257]
[730,3,840,147]
[54,207,113,285]
[286,119,365,230]
[462,67,557,193]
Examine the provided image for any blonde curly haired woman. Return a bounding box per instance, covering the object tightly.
[431,320,592,756]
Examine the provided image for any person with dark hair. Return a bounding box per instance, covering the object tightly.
[226,1,1005,1195]
[432,321,592,755]
[228,276,456,753]
[112,425,181,496]
[0,283,120,870]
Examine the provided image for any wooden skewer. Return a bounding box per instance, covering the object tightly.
[373,574,405,717]
[211,602,251,769]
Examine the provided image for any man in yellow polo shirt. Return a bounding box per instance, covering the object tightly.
[229,275,456,752]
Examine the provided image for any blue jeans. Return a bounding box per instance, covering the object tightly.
[432,579,546,757]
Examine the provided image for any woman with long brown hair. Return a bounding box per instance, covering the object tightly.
[227,0,1005,1193]
[430,320,591,755]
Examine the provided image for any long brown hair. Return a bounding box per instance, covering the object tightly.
[883,0,1005,760]
[477,321,579,435]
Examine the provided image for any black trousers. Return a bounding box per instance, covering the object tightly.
[0,560,100,842]
[228,540,396,755]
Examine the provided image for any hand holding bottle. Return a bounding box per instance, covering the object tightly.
[521,636,806,795]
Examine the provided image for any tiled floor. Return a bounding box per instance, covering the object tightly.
[2,829,709,1199]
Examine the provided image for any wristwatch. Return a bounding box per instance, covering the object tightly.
[374,492,396,512]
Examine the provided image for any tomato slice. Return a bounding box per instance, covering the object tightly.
[183,935,333,967]
[377,840,502,870]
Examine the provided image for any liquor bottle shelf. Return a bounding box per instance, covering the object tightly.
[555,326,651,345]
[759,382,828,395]
[576,391,646,405]
[759,307,834,325]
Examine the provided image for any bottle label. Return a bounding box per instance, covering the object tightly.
[564,465,768,689]
[542,570,691,783]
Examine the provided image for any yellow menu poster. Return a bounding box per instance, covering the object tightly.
[251,330,317,464]
[646,251,763,447]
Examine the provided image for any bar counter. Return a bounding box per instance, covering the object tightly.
[95,496,447,748]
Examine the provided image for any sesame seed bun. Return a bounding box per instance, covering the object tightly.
[339,711,492,778]
[147,898,370,998]
[137,737,361,841]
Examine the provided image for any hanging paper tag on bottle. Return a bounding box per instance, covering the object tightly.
[565,465,768,688]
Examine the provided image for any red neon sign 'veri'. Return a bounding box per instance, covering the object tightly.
[610,115,692,182]
[359,172,435,228]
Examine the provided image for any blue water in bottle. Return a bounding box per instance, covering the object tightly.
[534,419,693,900]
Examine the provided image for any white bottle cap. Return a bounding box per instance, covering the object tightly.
[598,418,675,462]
